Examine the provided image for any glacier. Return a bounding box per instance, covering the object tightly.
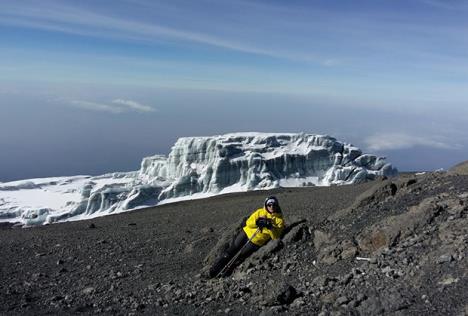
[0,132,397,226]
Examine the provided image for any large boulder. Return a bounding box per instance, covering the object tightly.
[357,196,447,253]
[449,160,468,175]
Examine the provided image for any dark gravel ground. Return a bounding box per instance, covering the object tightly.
[1,173,467,315]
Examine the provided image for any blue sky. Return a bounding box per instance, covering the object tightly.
[1,0,468,181]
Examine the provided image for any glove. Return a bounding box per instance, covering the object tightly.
[256,217,273,229]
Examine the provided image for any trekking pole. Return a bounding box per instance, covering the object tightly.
[216,228,261,278]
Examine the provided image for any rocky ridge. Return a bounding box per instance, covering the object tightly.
[175,173,468,315]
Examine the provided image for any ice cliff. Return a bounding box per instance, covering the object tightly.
[0,132,397,225]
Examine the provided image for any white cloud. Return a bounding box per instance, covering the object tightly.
[365,133,461,151]
[70,100,124,113]
[0,1,333,64]
[70,99,154,114]
[112,99,155,112]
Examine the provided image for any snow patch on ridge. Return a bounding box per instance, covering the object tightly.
[0,132,397,226]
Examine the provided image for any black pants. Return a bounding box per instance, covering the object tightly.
[209,230,259,277]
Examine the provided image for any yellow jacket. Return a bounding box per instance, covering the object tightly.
[243,208,285,246]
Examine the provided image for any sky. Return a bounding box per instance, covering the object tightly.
[1,0,468,181]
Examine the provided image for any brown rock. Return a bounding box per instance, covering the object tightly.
[320,292,337,304]
[340,240,358,259]
[314,230,336,251]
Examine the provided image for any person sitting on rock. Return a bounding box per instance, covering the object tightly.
[209,196,285,278]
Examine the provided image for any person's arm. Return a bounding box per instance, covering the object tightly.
[268,217,285,239]
[244,209,261,228]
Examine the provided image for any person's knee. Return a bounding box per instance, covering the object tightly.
[233,231,247,247]
[235,243,255,261]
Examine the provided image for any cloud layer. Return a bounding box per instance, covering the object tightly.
[70,99,155,114]
[365,133,461,151]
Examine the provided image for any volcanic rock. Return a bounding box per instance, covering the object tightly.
[1,171,468,315]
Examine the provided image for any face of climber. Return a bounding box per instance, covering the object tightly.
[266,202,276,213]
[265,197,279,213]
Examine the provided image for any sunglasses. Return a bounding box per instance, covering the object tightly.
[267,203,276,207]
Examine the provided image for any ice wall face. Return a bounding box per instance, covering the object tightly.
[140,133,397,200]
[0,132,397,226]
